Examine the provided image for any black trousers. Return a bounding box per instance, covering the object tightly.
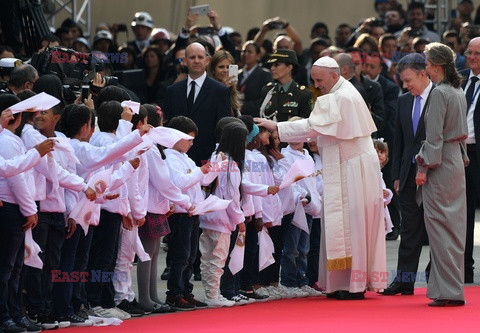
[394,165,428,286]
[465,149,480,280]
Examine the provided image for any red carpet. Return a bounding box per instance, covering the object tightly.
[69,287,480,333]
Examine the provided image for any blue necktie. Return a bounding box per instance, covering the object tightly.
[466,76,479,113]
[412,95,422,136]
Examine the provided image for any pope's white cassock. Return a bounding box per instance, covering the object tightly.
[277,72,387,293]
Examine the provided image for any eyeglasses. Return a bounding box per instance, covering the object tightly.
[465,50,480,57]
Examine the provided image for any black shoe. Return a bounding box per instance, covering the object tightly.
[117,300,145,317]
[380,282,414,295]
[239,290,269,300]
[56,313,92,327]
[161,267,170,280]
[29,313,58,330]
[75,308,89,320]
[335,290,365,300]
[428,299,465,307]
[15,316,42,333]
[184,294,208,308]
[166,296,195,311]
[193,272,202,281]
[1,319,27,333]
[386,230,399,241]
[326,291,339,299]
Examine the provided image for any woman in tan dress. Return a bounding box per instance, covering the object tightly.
[416,42,469,307]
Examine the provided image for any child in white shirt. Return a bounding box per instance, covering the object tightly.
[199,122,248,307]
[373,139,394,234]
[164,116,214,311]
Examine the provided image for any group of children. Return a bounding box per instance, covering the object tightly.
[0,83,394,332]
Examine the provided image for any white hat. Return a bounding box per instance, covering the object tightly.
[131,12,154,29]
[313,56,339,68]
[0,58,22,69]
[93,30,113,43]
[150,28,171,43]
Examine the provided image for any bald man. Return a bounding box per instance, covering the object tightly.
[256,57,386,300]
[162,42,231,166]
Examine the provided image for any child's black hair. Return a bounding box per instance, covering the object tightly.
[60,104,91,138]
[167,116,198,136]
[97,100,123,132]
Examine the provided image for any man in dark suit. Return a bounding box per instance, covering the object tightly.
[162,42,231,166]
[460,37,480,284]
[364,52,401,240]
[383,53,432,295]
[238,42,272,117]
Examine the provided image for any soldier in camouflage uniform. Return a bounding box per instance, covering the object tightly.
[260,49,313,122]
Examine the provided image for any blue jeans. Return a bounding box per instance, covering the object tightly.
[0,202,25,324]
[166,214,199,298]
[280,214,312,287]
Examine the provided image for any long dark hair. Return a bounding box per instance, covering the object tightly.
[32,74,66,113]
[216,123,247,198]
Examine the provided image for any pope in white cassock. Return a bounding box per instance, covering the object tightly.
[256,56,386,300]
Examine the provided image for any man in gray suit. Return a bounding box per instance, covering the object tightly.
[382,53,432,295]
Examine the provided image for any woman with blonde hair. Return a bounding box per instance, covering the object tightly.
[416,42,468,307]
[208,50,242,116]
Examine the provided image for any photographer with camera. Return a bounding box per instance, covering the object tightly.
[254,17,303,58]
[0,63,37,96]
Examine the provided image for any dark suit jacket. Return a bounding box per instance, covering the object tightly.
[376,75,400,145]
[238,65,272,117]
[460,69,480,163]
[162,75,231,165]
[360,75,385,133]
[392,88,432,191]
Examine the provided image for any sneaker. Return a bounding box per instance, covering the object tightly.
[300,285,324,296]
[229,294,252,306]
[117,299,145,317]
[166,296,195,311]
[240,289,269,302]
[110,307,132,320]
[0,319,27,333]
[75,308,89,320]
[30,313,59,330]
[15,316,42,333]
[184,294,208,309]
[90,306,121,319]
[204,296,235,308]
[56,313,93,327]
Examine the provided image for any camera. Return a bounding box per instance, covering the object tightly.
[268,21,285,30]
[93,62,118,86]
[31,46,93,86]
[117,23,127,32]
[197,26,214,35]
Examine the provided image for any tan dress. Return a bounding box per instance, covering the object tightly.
[416,83,468,301]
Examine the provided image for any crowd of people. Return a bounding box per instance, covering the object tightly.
[0,0,478,331]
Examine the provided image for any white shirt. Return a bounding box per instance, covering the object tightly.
[187,71,207,103]
[0,125,41,178]
[164,148,210,213]
[146,146,191,214]
[464,71,480,144]
[22,125,87,203]
[89,131,131,216]
[0,129,37,216]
